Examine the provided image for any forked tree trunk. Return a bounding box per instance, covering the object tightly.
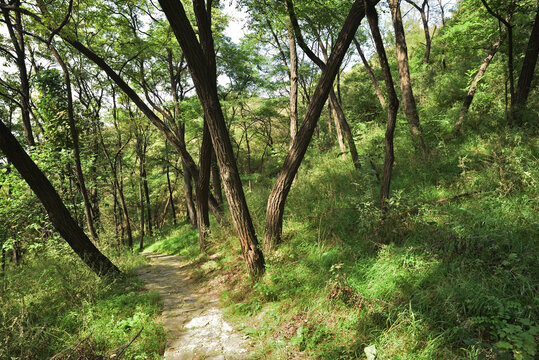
[365,0,400,210]
[264,0,379,248]
[405,0,432,64]
[389,0,427,151]
[512,7,539,125]
[159,0,265,276]
[0,119,120,277]
[452,36,503,135]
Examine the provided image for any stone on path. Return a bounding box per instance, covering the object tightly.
[136,253,250,360]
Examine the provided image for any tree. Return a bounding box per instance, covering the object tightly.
[158,0,265,276]
[512,5,539,124]
[0,0,35,146]
[364,0,400,209]
[388,0,427,152]
[286,0,361,170]
[264,0,380,249]
[0,119,120,277]
[405,0,433,64]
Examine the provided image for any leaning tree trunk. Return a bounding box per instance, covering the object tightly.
[452,36,503,135]
[512,6,539,125]
[264,0,379,249]
[353,38,386,108]
[0,119,120,277]
[365,0,400,210]
[304,11,361,169]
[159,0,265,276]
[389,0,427,152]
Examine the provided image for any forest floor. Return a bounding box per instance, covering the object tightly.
[136,252,250,359]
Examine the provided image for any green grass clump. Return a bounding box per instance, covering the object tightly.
[0,243,165,359]
[144,223,200,259]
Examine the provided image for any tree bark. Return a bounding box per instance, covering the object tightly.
[264,0,379,249]
[452,36,503,135]
[365,0,400,210]
[512,6,539,124]
[389,0,427,151]
[0,119,120,277]
[211,149,223,208]
[353,38,386,108]
[196,123,212,251]
[159,0,265,276]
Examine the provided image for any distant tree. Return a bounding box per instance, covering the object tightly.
[388,0,427,152]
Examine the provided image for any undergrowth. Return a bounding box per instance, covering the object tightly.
[0,242,165,359]
[146,124,538,359]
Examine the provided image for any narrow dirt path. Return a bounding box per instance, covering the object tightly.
[136,252,250,360]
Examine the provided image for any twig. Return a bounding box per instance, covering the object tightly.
[115,327,144,359]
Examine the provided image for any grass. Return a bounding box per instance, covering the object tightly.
[144,122,538,359]
[0,243,166,359]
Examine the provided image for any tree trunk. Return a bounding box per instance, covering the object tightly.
[165,141,177,224]
[0,0,35,146]
[365,0,400,210]
[306,14,361,169]
[264,0,378,248]
[405,0,432,64]
[211,149,223,208]
[138,177,145,250]
[0,119,120,277]
[287,17,299,149]
[479,1,514,123]
[182,160,197,226]
[353,38,386,108]
[142,140,152,236]
[452,36,503,135]
[159,0,265,276]
[330,96,346,154]
[389,0,427,151]
[196,123,212,251]
[48,44,99,243]
[512,7,539,124]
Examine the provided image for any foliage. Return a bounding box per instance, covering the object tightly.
[0,244,165,359]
